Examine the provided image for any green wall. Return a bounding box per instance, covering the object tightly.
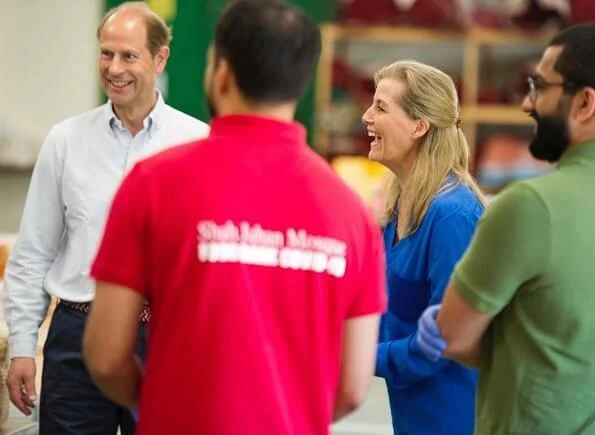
[104,0,336,144]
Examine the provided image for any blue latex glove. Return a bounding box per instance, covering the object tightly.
[131,408,139,422]
[415,304,447,362]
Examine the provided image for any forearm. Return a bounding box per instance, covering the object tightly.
[332,393,358,422]
[89,356,142,409]
[438,283,493,370]
[445,341,481,368]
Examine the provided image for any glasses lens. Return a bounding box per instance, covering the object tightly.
[528,77,536,103]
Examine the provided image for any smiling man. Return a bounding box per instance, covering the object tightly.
[2,2,208,434]
[415,22,595,435]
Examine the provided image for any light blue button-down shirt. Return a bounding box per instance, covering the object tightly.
[3,93,209,357]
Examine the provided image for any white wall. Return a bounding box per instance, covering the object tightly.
[0,0,103,140]
[0,0,103,231]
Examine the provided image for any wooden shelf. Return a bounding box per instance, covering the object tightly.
[466,27,555,45]
[462,105,535,126]
[325,23,555,45]
[329,25,462,43]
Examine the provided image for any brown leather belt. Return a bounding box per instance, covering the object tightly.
[58,299,151,323]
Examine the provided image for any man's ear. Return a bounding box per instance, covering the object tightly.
[154,46,170,74]
[574,87,595,123]
[212,58,232,96]
[412,119,430,139]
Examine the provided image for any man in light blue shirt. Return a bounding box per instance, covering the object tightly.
[2,2,208,434]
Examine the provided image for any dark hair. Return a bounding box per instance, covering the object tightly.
[214,0,321,103]
[549,22,595,90]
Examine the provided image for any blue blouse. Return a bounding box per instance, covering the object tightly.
[376,182,483,435]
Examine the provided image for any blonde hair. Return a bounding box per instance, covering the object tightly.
[97,1,173,56]
[375,60,486,235]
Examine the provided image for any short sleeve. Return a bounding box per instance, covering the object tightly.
[452,182,552,315]
[91,163,152,297]
[346,219,387,318]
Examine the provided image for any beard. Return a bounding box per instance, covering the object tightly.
[528,111,570,163]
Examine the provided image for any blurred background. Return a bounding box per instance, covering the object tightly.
[0,0,593,433]
[0,0,595,233]
[5,0,595,232]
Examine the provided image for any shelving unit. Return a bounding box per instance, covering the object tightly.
[313,23,555,157]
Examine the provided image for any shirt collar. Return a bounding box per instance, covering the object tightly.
[208,114,307,146]
[103,91,165,138]
[558,141,595,168]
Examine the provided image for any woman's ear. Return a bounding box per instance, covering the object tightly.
[412,119,430,139]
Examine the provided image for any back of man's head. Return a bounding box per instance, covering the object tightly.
[214,0,321,104]
[549,22,595,90]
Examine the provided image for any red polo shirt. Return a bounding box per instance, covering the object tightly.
[91,115,386,435]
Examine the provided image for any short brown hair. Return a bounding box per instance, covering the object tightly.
[97,1,172,56]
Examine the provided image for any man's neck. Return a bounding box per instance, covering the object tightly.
[572,138,595,148]
[113,91,158,136]
[218,99,296,123]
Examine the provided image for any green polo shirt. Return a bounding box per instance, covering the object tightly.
[452,142,595,435]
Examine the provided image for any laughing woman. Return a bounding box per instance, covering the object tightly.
[362,60,485,435]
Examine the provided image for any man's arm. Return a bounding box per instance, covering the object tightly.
[83,281,145,409]
[334,217,386,422]
[3,127,66,415]
[437,284,493,368]
[436,183,552,367]
[333,313,380,422]
[4,126,66,358]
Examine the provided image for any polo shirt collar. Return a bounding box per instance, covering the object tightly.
[209,115,307,145]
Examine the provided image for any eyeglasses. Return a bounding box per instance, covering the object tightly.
[526,75,580,105]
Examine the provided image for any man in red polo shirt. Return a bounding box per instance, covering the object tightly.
[82,0,386,433]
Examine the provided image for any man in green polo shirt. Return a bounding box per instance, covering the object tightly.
[414,22,595,434]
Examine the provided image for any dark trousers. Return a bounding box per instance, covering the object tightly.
[39,303,147,435]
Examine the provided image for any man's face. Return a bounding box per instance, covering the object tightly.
[523,46,572,162]
[98,12,166,110]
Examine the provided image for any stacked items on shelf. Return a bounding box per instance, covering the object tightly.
[337,0,592,30]
[0,237,14,427]
[474,131,554,193]
[0,243,8,281]
[331,156,390,225]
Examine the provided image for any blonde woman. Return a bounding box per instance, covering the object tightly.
[362,60,485,434]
